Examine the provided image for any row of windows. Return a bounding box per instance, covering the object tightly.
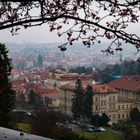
[109,104,133,110]
[109,96,116,101]
[95,105,98,110]
[101,100,106,106]
[109,113,129,120]
[109,104,115,110]
[93,103,137,111]
[118,104,132,110]
[119,92,140,101]
[95,97,99,102]
[96,104,139,110]
[95,95,116,102]
[118,113,129,119]
[101,94,106,98]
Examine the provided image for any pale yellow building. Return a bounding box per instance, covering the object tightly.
[60,82,120,123]
[108,75,140,122]
[60,75,140,123]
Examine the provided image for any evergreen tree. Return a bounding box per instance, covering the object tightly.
[100,113,110,126]
[71,79,85,121]
[28,90,43,109]
[85,84,94,121]
[17,93,26,108]
[0,43,15,127]
[130,108,140,122]
[38,54,43,68]
[28,90,36,106]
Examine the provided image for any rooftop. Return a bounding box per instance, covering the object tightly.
[93,84,117,93]
[108,75,140,92]
[61,81,116,94]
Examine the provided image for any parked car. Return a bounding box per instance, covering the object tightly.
[93,127,106,132]
[85,125,95,132]
[86,127,94,132]
[72,120,80,125]
[56,122,64,128]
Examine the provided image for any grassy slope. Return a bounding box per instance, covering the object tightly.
[15,123,32,133]
[78,130,124,140]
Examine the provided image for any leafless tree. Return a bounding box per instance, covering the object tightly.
[0,0,140,53]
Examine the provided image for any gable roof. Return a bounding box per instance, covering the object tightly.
[58,73,92,81]
[61,81,116,94]
[36,87,59,95]
[108,75,140,92]
[93,84,117,93]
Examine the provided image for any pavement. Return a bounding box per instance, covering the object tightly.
[0,127,53,140]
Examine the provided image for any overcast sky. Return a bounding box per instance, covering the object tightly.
[0,24,62,44]
[0,2,139,62]
[0,22,140,44]
[0,5,140,44]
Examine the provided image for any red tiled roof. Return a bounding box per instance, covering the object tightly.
[36,87,59,95]
[108,75,140,92]
[11,68,21,75]
[61,81,116,94]
[26,83,40,90]
[11,79,26,85]
[58,74,92,81]
[93,84,116,93]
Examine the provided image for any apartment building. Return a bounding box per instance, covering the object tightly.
[60,80,89,116]
[60,82,121,123]
[108,75,140,122]
[60,75,140,123]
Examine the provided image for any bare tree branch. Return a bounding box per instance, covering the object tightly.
[0,0,140,53]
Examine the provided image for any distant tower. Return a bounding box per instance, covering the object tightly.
[38,54,43,67]
[118,53,123,64]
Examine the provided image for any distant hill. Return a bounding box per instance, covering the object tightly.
[5,42,139,60]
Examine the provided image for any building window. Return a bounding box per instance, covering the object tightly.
[126,104,128,109]
[113,96,115,101]
[113,104,115,109]
[122,105,124,110]
[101,100,103,106]
[109,104,112,109]
[118,105,120,110]
[118,114,120,119]
[122,114,124,119]
[95,97,98,102]
[113,114,115,119]
[126,113,129,118]
[95,105,98,110]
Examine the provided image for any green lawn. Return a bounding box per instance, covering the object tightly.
[78,130,124,140]
[15,123,32,133]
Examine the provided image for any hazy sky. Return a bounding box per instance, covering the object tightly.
[0,5,140,44]
[0,21,140,44]
[0,2,139,62]
[0,24,62,44]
